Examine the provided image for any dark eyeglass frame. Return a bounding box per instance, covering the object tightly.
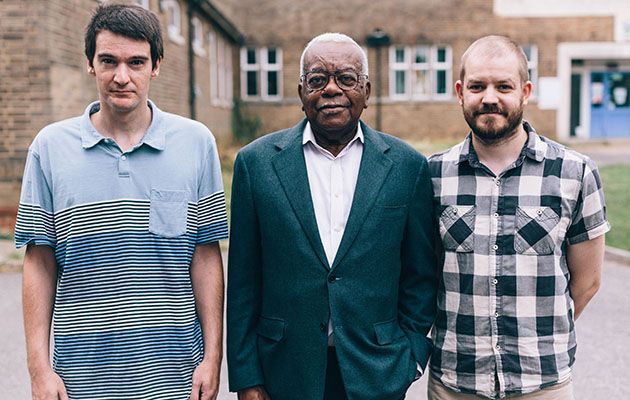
[300,69,369,91]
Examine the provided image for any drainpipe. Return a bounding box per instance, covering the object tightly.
[366,28,391,132]
[187,0,196,120]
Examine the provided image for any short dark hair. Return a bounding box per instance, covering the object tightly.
[85,4,164,69]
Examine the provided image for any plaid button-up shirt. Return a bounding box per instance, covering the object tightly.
[428,122,610,399]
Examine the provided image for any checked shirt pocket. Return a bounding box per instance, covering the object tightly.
[439,205,475,252]
[514,206,559,255]
[149,189,189,238]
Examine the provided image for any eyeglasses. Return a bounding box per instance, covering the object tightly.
[301,69,368,91]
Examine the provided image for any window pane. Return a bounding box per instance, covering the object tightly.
[395,71,406,94]
[436,70,447,94]
[412,70,430,95]
[247,71,258,95]
[267,71,278,96]
[267,48,277,64]
[247,48,257,64]
[437,47,446,63]
[414,47,428,64]
[395,48,405,63]
[523,45,532,60]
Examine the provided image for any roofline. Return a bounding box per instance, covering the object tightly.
[193,0,244,45]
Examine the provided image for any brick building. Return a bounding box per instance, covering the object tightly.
[1,0,630,228]
[0,0,242,228]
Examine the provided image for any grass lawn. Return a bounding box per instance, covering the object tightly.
[599,164,630,251]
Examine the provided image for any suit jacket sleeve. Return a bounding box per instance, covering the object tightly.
[398,156,438,371]
[227,152,265,391]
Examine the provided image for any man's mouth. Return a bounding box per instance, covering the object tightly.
[318,104,347,111]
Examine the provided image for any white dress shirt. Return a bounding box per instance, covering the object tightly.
[303,122,363,345]
[302,122,364,267]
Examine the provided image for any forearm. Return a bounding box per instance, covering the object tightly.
[22,244,58,374]
[567,235,605,320]
[191,243,224,365]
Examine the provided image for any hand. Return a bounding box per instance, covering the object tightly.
[238,386,271,400]
[189,358,220,400]
[30,367,68,400]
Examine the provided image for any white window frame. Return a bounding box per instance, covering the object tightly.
[389,45,452,101]
[240,47,283,101]
[162,0,184,45]
[209,31,233,107]
[522,44,538,98]
[191,17,205,56]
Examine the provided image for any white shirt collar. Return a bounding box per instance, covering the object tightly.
[302,121,364,158]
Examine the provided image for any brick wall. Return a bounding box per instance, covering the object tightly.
[0,0,239,217]
[230,0,614,140]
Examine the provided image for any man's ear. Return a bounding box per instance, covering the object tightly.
[87,59,95,75]
[521,80,533,105]
[151,58,162,78]
[455,80,464,105]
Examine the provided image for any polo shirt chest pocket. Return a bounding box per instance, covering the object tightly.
[149,189,189,238]
[514,206,559,255]
[439,205,475,252]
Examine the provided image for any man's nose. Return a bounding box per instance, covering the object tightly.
[482,87,499,104]
[113,64,130,85]
[321,75,343,96]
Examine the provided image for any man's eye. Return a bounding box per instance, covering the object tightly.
[498,85,513,91]
[308,75,326,86]
[102,59,115,65]
[468,85,483,91]
[338,74,357,85]
[130,59,145,66]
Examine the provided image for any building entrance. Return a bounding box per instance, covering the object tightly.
[590,71,630,138]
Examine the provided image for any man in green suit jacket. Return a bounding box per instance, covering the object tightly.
[227,33,438,400]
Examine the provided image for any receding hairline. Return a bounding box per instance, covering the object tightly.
[459,35,529,83]
[299,32,368,77]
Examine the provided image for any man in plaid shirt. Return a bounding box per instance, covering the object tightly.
[428,35,610,399]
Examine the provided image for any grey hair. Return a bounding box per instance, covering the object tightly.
[299,32,369,77]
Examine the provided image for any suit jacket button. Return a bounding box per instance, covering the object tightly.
[320,323,326,332]
[328,275,336,283]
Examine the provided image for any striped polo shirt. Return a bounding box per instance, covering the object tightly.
[15,100,229,399]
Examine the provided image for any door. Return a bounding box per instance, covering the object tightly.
[590,71,630,138]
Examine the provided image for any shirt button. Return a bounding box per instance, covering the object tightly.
[495,312,500,318]
[492,244,499,251]
[334,193,340,198]
[496,344,501,350]
[493,213,499,218]
[495,179,501,186]
[537,209,543,215]
[493,278,498,285]
[121,155,127,160]
[334,227,342,232]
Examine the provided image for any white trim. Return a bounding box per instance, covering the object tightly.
[388,45,452,101]
[522,44,538,98]
[192,17,206,57]
[162,0,185,45]
[556,42,630,140]
[240,46,283,101]
[209,31,233,108]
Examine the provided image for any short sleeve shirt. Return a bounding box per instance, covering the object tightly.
[428,122,610,399]
[15,100,229,399]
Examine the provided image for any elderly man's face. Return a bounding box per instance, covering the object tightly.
[298,41,370,142]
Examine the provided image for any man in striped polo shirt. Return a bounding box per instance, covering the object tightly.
[16,4,228,399]
[428,35,610,399]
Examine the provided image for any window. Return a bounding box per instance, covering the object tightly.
[241,47,283,101]
[134,0,149,8]
[162,0,184,44]
[209,31,233,107]
[192,17,205,56]
[522,44,538,97]
[389,45,452,100]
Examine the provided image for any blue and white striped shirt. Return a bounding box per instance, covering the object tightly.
[15,100,229,399]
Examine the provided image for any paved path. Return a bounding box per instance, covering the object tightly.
[2,256,629,399]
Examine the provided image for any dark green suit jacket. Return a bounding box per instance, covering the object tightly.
[227,120,437,400]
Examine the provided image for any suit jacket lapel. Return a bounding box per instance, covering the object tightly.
[331,122,393,270]
[272,120,329,270]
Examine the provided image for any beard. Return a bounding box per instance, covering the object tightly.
[463,102,524,145]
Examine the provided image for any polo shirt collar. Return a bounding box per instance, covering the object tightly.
[457,120,545,165]
[80,99,166,151]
